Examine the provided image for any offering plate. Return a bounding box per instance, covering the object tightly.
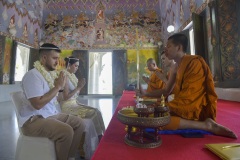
[117,107,170,148]
[133,107,155,117]
[154,106,169,117]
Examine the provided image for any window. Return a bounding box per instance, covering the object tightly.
[14,43,30,81]
[189,27,195,55]
[88,52,112,94]
[183,21,195,55]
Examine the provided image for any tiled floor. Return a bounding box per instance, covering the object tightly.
[0,96,120,160]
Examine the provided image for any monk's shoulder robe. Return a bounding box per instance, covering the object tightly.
[146,68,165,93]
[166,55,217,121]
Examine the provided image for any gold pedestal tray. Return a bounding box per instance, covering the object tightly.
[124,131,162,148]
[117,108,170,148]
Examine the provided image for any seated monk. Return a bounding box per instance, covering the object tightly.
[136,33,237,139]
[141,58,166,96]
[152,51,175,88]
[160,50,174,78]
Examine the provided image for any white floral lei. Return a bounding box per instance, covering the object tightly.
[65,70,78,88]
[33,61,58,89]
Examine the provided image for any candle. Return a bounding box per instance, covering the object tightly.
[136,28,140,103]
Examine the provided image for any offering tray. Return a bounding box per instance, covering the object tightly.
[118,109,170,127]
[117,108,170,148]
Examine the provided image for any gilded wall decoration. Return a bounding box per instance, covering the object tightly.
[2,37,13,84]
[218,0,240,80]
[0,36,5,84]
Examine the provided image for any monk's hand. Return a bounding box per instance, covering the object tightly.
[54,71,66,91]
[77,78,86,89]
[170,62,178,74]
[142,76,149,83]
[155,71,167,83]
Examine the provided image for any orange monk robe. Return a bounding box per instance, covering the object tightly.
[146,68,165,93]
[166,55,217,122]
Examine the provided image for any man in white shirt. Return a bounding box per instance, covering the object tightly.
[21,43,85,160]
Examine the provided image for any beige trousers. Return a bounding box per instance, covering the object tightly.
[21,113,85,160]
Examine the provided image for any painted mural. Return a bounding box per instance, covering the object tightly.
[127,49,158,85]
[42,0,162,49]
[0,0,161,49]
[0,0,43,48]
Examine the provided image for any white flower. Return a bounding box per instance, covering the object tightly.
[64,70,78,88]
[33,61,58,89]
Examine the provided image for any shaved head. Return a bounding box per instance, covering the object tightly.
[147,58,156,65]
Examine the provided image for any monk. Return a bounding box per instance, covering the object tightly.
[160,51,174,76]
[136,33,237,139]
[154,51,175,84]
[142,58,166,93]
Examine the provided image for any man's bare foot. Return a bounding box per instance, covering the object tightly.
[205,118,237,139]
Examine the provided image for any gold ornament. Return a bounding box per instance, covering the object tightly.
[160,94,165,107]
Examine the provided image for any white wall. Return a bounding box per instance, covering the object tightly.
[0,84,22,102]
[215,87,240,102]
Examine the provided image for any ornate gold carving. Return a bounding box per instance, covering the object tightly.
[117,106,170,148]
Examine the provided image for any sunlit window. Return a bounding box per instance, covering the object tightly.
[88,52,112,94]
[183,21,195,55]
[15,44,30,81]
[189,28,195,55]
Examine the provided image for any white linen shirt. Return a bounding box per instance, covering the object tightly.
[20,68,59,127]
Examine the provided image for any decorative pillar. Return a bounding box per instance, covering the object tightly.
[208,0,222,82]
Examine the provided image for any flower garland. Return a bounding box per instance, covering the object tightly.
[65,70,78,88]
[33,61,58,89]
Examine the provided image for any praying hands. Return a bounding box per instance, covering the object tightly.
[77,78,86,89]
[142,76,149,84]
[54,71,67,91]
